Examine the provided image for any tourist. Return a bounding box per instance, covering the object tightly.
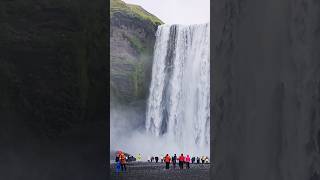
[191,156,195,164]
[172,154,177,169]
[197,157,200,164]
[115,153,119,163]
[155,156,159,163]
[119,152,127,171]
[205,156,209,163]
[164,154,171,169]
[178,153,185,169]
[137,153,142,161]
[185,155,191,169]
[116,160,121,173]
[201,156,205,164]
[151,156,154,162]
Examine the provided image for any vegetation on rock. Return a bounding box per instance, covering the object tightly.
[110,0,162,105]
[110,0,163,26]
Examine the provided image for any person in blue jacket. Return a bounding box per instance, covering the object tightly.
[116,160,121,173]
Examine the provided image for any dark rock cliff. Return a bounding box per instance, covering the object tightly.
[110,0,162,130]
[212,0,320,179]
[0,0,108,179]
[110,0,162,104]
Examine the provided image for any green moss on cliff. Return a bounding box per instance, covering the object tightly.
[110,0,163,26]
[110,0,161,104]
[122,34,145,53]
[131,62,145,99]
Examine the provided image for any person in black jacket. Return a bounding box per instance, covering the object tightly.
[191,157,195,164]
[172,154,177,169]
[115,153,119,162]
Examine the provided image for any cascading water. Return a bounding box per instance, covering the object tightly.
[146,23,210,156]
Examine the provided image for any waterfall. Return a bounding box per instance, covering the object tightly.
[146,23,210,156]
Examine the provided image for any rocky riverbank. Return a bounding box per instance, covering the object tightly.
[110,162,210,180]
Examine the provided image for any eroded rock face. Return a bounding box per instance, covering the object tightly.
[212,0,320,180]
[110,1,162,131]
[110,10,159,104]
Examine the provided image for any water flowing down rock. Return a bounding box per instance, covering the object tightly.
[146,23,210,155]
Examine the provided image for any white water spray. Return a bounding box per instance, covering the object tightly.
[146,23,210,156]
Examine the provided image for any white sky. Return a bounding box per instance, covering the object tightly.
[122,0,210,25]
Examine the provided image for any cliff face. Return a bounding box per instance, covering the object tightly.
[110,0,162,104]
[0,0,107,179]
[212,0,320,180]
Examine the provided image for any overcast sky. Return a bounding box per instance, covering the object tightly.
[122,0,210,25]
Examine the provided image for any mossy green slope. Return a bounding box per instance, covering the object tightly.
[110,0,163,104]
[110,0,163,26]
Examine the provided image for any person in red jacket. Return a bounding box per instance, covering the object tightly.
[178,153,185,169]
[185,155,191,169]
[164,154,171,169]
[119,152,127,171]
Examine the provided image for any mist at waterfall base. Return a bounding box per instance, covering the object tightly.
[111,23,210,161]
[110,106,201,161]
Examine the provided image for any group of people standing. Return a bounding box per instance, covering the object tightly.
[163,153,192,169]
[115,151,127,172]
[150,154,209,167]
[192,156,210,164]
[114,151,210,173]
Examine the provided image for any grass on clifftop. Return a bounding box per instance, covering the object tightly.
[110,0,163,26]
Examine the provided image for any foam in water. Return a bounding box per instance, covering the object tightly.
[146,23,210,157]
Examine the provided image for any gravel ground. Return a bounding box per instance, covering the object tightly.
[110,162,210,180]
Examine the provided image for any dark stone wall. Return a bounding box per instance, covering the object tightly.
[109,0,161,142]
[0,0,108,179]
[110,6,159,104]
[212,0,320,179]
